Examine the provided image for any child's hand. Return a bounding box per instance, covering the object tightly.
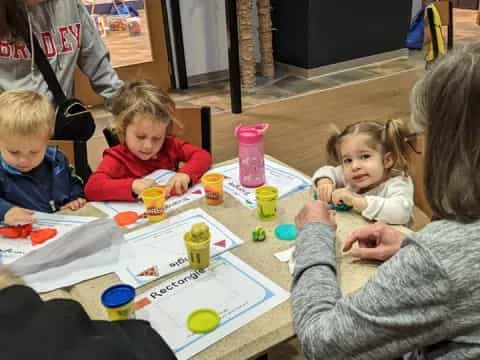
[332,188,356,206]
[316,178,334,202]
[332,189,367,212]
[61,198,87,211]
[4,207,35,226]
[132,178,157,196]
[165,173,190,197]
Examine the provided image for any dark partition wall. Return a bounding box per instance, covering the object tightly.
[272,1,413,69]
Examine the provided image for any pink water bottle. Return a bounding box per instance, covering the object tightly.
[234,123,269,187]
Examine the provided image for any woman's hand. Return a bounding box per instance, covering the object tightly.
[316,178,334,202]
[343,222,406,261]
[165,173,191,197]
[295,200,336,229]
[132,178,157,196]
[4,207,35,226]
[61,198,87,211]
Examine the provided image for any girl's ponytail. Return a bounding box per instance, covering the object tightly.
[384,118,410,174]
[326,126,342,164]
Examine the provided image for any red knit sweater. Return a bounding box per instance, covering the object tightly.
[85,137,212,201]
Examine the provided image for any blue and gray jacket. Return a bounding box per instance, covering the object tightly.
[0,146,84,221]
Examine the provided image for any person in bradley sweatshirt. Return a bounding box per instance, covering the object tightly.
[0,0,122,101]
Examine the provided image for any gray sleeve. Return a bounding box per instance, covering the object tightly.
[76,0,123,99]
[292,223,454,360]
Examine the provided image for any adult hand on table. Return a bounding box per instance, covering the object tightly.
[343,222,407,261]
[295,200,337,229]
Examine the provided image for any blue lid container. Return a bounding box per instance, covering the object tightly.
[101,284,135,308]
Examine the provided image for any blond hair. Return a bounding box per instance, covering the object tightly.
[0,89,54,138]
[410,42,480,222]
[110,80,181,142]
[326,119,410,174]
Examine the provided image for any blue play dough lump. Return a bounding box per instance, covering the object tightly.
[275,224,297,241]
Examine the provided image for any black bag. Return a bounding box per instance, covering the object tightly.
[29,36,95,141]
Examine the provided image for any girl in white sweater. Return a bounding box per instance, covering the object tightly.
[313,119,413,224]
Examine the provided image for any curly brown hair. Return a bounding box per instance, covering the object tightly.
[110,80,182,142]
[0,0,29,40]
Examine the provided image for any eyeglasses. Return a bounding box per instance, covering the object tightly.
[404,132,423,155]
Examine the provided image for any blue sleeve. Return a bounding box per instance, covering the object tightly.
[0,175,14,222]
[56,151,85,201]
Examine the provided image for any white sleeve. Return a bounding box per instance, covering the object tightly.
[312,165,345,188]
[362,176,414,225]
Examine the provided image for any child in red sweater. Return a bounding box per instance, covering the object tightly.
[85,81,212,201]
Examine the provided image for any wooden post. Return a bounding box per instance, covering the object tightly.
[257,0,274,79]
[237,0,256,88]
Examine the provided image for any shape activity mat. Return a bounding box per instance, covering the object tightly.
[90,169,204,219]
[116,208,243,287]
[135,252,290,360]
[213,159,311,208]
[0,213,97,264]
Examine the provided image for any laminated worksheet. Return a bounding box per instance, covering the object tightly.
[212,159,311,208]
[134,252,290,360]
[116,208,243,287]
[90,169,204,219]
[0,213,98,264]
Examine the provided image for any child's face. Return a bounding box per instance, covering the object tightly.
[0,133,48,173]
[124,115,169,161]
[339,134,393,191]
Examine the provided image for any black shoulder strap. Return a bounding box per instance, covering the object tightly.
[28,35,67,106]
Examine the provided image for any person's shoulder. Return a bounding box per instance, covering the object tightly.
[386,171,412,185]
[408,219,480,275]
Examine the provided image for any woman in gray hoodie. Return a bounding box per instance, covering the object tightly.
[292,42,480,359]
[0,0,122,102]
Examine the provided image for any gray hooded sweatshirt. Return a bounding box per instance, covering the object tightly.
[292,219,480,359]
[0,0,122,100]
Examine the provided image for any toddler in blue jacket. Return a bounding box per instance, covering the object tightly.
[0,90,86,225]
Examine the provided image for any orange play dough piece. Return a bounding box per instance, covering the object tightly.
[19,224,33,238]
[30,228,57,245]
[0,224,33,238]
[114,211,140,226]
[0,227,22,238]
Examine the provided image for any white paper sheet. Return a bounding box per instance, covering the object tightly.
[134,252,290,360]
[212,159,311,208]
[0,213,98,264]
[116,208,243,287]
[90,169,204,221]
[6,217,127,292]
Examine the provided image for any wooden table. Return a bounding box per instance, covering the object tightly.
[43,159,429,360]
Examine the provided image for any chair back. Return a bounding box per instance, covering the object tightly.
[173,106,211,152]
[48,140,91,182]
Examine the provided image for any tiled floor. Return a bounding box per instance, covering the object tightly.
[171,57,423,114]
[168,8,480,115]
